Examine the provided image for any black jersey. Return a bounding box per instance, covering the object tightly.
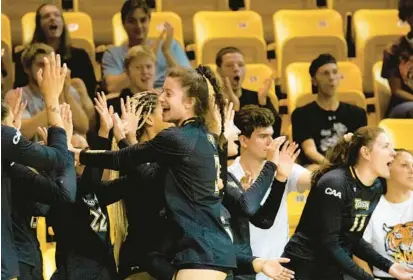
[283,167,393,280]
[1,125,70,280]
[111,139,170,278]
[49,136,118,280]
[223,164,287,280]
[79,118,237,269]
[7,152,75,277]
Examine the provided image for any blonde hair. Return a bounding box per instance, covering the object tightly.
[123,45,156,70]
[107,138,128,267]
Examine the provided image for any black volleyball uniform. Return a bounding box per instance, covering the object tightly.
[79,118,237,271]
[111,139,170,279]
[1,125,70,280]
[282,167,393,280]
[224,165,287,280]
[49,136,119,280]
[6,152,76,280]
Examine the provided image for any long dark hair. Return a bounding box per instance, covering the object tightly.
[31,3,71,60]
[312,126,385,185]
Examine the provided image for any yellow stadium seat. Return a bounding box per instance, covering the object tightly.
[286,61,365,114]
[159,0,229,43]
[21,12,96,65]
[1,13,13,92]
[206,63,279,112]
[78,0,125,44]
[193,11,267,65]
[373,61,392,123]
[273,9,347,93]
[287,191,309,236]
[2,14,12,53]
[112,11,184,47]
[379,119,413,151]
[244,0,317,42]
[353,9,409,93]
[327,0,398,17]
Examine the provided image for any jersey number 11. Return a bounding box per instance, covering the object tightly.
[349,214,368,232]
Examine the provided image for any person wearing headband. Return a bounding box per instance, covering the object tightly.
[215,47,281,138]
[291,53,367,170]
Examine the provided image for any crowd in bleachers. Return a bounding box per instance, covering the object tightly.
[1,0,413,280]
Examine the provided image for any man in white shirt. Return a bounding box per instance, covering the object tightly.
[229,105,312,280]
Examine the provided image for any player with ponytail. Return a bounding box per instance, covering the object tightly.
[73,66,238,279]
[282,127,413,280]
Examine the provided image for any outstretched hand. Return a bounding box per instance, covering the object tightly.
[5,87,27,130]
[94,92,114,137]
[262,258,295,280]
[37,52,67,101]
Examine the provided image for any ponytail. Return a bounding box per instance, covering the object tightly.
[195,65,228,190]
[312,126,385,185]
[195,65,226,149]
[107,138,128,268]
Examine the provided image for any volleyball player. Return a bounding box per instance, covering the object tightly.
[5,103,76,280]
[282,127,413,280]
[355,149,413,279]
[105,89,295,280]
[72,65,247,280]
[1,53,71,280]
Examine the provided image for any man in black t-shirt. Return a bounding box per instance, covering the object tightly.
[215,47,281,137]
[291,54,367,169]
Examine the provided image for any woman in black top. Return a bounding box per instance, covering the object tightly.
[73,66,239,279]
[282,127,413,280]
[14,3,96,99]
[5,104,77,280]
[106,90,295,280]
[1,53,72,280]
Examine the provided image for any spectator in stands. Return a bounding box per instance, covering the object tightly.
[102,0,191,93]
[354,149,413,279]
[5,43,91,139]
[13,3,97,100]
[216,47,281,137]
[381,0,413,118]
[107,45,157,115]
[229,105,311,280]
[291,54,367,170]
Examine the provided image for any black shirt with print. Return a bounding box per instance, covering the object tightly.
[292,101,367,166]
[283,167,393,280]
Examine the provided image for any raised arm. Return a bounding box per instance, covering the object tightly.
[250,141,299,228]
[6,152,76,204]
[76,125,188,171]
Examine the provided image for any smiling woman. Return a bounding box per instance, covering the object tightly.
[281,127,413,280]
[73,66,237,280]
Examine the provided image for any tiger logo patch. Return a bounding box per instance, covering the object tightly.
[383,221,413,268]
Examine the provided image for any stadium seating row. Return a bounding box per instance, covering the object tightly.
[2,9,408,94]
[2,0,399,44]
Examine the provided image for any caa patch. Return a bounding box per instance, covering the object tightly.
[325,187,342,199]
